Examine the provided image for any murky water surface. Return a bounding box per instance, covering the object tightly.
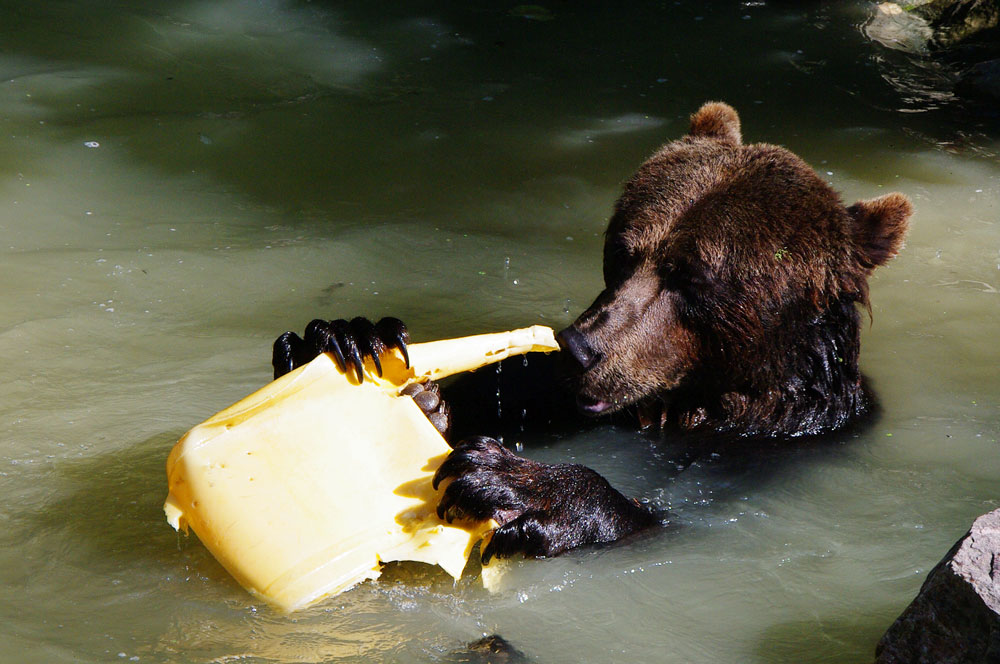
[2,1,998,662]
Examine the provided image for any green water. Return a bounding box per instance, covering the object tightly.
[2,1,998,662]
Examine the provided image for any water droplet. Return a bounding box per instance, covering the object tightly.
[495,362,503,419]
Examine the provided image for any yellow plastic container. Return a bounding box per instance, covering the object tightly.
[164,325,559,612]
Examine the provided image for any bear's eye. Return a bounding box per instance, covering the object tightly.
[659,260,710,297]
[658,262,687,291]
[603,240,635,287]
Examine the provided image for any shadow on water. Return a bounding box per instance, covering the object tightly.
[5,0,998,231]
[672,394,880,469]
[752,610,897,664]
[444,349,884,490]
[23,431,223,576]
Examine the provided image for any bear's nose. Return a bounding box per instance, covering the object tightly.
[556,326,600,370]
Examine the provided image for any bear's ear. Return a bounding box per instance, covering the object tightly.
[688,102,742,145]
[847,193,912,271]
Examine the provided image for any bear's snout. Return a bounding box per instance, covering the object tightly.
[556,326,600,371]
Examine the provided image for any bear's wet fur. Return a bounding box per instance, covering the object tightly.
[430,102,913,558]
[272,102,913,559]
[558,101,912,438]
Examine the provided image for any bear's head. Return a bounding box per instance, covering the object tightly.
[557,102,912,437]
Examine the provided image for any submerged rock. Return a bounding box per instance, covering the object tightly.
[863,0,1000,110]
[444,635,529,663]
[907,0,1000,48]
[875,508,1000,664]
[869,0,1000,49]
[865,3,934,53]
[955,58,1000,101]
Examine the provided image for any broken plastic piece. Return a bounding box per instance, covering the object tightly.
[164,325,559,612]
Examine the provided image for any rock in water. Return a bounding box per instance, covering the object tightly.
[875,508,1000,664]
[865,3,934,53]
[865,1,1000,53]
[956,58,1000,102]
[908,0,1000,48]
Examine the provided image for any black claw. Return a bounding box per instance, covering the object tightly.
[273,315,414,383]
[272,331,301,379]
[376,317,410,369]
[482,527,502,564]
[397,338,410,369]
[481,538,496,565]
[481,514,546,563]
[325,319,362,383]
[436,489,454,519]
[434,448,464,490]
[304,319,346,373]
[437,474,495,523]
[348,345,364,383]
[433,436,506,490]
[481,524,509,564]
[349,317,385,377]
[433,456,459,490]
[326,335,346,373]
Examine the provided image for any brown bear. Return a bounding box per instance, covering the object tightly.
[558,101,912,438]
[272,102,912,560]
